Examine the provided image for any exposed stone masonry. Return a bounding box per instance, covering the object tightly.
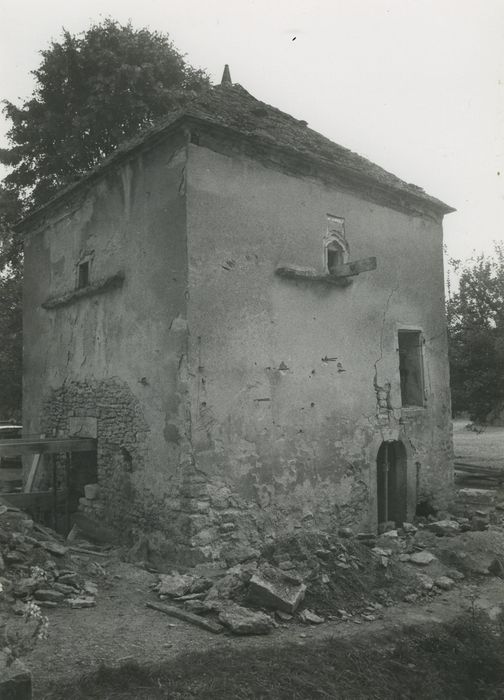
[41,379,150,535]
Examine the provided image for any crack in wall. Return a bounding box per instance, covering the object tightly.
[373,285,399,417]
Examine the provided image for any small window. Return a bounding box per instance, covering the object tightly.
[325,214,349,274]
[77,261,90,289]
[398,330,425,407]
[327,246,344,274]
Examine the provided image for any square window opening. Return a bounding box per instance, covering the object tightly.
[398,330,425,407]
[77,261,90,289]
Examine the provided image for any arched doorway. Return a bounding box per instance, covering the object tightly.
[377,441,407,528]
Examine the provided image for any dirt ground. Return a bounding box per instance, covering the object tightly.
[23,550,504,698]
[453,418,504,468]
[17,420,504,697]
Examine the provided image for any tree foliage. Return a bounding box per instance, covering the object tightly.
[446,244,504,422]
[0,19,209,210]
[0,20,209,418]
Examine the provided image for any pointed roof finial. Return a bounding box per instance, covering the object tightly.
[221,64,232,86]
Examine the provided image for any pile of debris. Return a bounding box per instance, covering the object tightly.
[145,498,504,637]
[144,526,467,636]
[0,502,102,620]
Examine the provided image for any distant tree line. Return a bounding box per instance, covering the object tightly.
[446,244,504,423]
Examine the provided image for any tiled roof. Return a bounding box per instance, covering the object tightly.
[16,82,454,228]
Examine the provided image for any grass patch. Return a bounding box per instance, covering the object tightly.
[41,614,504,699]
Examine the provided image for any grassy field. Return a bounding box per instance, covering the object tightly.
[40,614,504,700]
[453,419,504,468]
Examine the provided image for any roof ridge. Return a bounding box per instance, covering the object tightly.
[15,82,454,229]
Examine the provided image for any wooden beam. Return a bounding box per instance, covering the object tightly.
[1,491,67,510]
[24,452,42,493]
[275,257,377,285]
[0,437,96,457]
[330,256,377,278]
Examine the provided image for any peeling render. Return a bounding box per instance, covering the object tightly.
[20,96,453,567]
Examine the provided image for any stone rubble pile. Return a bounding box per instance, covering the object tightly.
[146,492,504,636]
[0,504,102,616]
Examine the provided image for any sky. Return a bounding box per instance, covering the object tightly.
[0,0,503,264]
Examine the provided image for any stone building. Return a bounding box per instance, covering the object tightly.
[17,69,454,564]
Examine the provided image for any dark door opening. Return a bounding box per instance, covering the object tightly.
[377,440,407,528]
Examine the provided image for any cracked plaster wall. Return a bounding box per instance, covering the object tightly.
[184,143,453,558]
[23,136,195,554]
[22,131,453,567]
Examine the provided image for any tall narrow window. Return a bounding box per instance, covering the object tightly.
[77,261,90,289]
[324,214,349,274]
[398,330,425,407]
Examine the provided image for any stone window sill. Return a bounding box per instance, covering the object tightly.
[42,271,125,310]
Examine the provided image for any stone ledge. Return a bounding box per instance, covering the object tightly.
[275,266,351,287]
[41,271,125,310]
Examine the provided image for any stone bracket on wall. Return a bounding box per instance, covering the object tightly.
[275,256,377,287]
[41,271,125,310]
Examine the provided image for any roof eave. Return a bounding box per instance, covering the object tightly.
[14,112,455,232]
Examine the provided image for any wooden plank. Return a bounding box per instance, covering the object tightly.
[0,491,66,510]
[455,461,504,475]
[24,453,42,493]
[0,438,96,457]
[146,601,224,633]
[330,256,377,278]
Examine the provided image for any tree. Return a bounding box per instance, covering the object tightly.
[446,244,504,422]
[0,19,209,210]
[0,187,23,419]
[0,20,209,418]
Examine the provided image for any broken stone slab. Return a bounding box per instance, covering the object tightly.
[218,603,273,635]
[13,577,38,597]
[220,544,260,567]
[67,596,96,609]
[41,541,67,557]
[402,522,418,535]
[299,609,324,624]
[276,610,293,622]
[446,569,465,581]
[428,520,460,537]
[183,599,213,615]
[409,551,436,566]
[382,530,399,539]
[34,589,65,603]
[0,653,32,700]
[5,551,26,564]
[434,576,455,591]
[83,581,98,596]
[247,568,306,614]
[146,601,223,633]
[57,573,79,586]
[157,573,194,598]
